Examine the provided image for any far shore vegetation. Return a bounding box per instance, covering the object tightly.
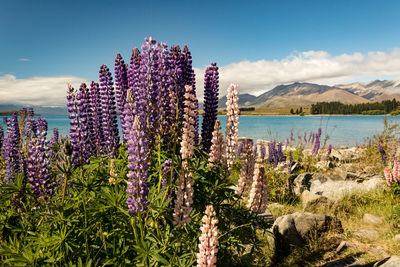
[209,99,400,116]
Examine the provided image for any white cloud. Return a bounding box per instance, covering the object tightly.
[2,48,400,106]
[18,58,30,62]
[194,48,400,100]
[0,75,89,106]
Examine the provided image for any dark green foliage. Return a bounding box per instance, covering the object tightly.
[310,99,400,115]
[0,143,270,265]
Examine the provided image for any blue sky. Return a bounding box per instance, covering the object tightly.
[1,0,400,105]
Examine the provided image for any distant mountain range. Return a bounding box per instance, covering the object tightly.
[2,79,400,114]
[218,79,400,108]
[0,104,68,116]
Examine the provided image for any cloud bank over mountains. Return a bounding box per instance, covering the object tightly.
[2,48,400,106]
[195,48,400,99]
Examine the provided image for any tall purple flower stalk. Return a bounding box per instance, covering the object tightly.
[312,128,322,156]
[89,81,104,155]
[0,123,3,152]
[378,142,387,165]
[126,116,150,213]
[26,130,53,199]
[67,84,89,165]
[2,113,21,183]
[169,45,185,129]
[99,64,120,157]
[140,37,162,143]
[201,63,219,152]
[182,45,199,144]
[114,53,129,141]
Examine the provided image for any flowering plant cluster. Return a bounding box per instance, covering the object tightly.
[0,38,272,266]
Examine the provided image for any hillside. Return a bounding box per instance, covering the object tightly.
[217,79,400,108]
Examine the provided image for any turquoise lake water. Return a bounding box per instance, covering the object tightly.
[2,115,399,147]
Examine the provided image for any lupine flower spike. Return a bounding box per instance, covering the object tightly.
[173,85,196,226]
[208,120,224,167]
[225,83,239,169]
[236,142,255,197]
[197,205,219,267]
[247,158,269,212]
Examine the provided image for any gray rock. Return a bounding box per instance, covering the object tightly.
[374,256,400,267]
[323,257,365,267]
[331,147,364,162]
[393,234,400,243]
[291,172,385,204]
[336,241,357,254]
[363,213,383,225]
[352,229,379,239]
[272,212,342,258]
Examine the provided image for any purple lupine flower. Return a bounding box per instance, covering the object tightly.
[140,37,162,143]
[182,45,199,144]
[26,130,54,199]
[267,141,275,164]
[67,84,90,165]
[312,134,320,156]
[99,64,120,158]
[24,115,37,138]
[2,113,21,183]
[114,52,129,141]
[311,133,315,145]
[169,45,185,129]
[276,142,284,162]
[327,144,332,157]
[317,127,322,138]
[0,123,4,152]
[52,128,59,143]
[159,43,174,138]
[290,129,294,142]
[36,117,48,136]
[126,116,150,213]
[89,81,104,155]
[303,132,307,143]
[260,142,266,160]
[378,142,387,165]
[76,83,93,161]
[201,63,219,152]
[285,138,289,150]
[236,141,244,158]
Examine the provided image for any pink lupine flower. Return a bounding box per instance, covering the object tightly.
[208,120,224,167]
[384,167,393,189]
[236,142,255,197]
[225,83,239,169]
[173,85,197,226]
[197,205,219,267]
[247,158,269,212]
[394,160,400,182]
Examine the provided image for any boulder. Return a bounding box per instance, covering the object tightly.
[291,172,385,204]
[352,229,379,239]
[322,257,365,267]
[363,214,383,225]
[272,212,342,258]
[374,256,400,267]
[331,147,365,162]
